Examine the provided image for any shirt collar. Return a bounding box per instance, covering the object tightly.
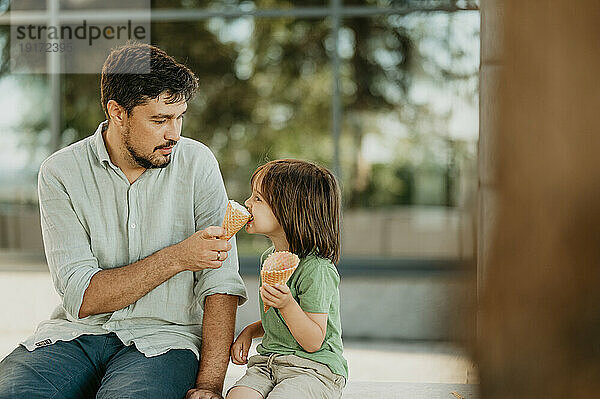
[92,120,115,168]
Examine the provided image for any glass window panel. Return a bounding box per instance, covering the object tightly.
[8,0,46,11]
[342,0,479,9]
[59,0,149,10]
[0,74,51,204]
[339,11,479,259]
[58,18,332,255]
[157,18,332,254]
[0,4,479,261]
[151,0,326,10]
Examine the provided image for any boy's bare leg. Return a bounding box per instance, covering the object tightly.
[226,386,264,399]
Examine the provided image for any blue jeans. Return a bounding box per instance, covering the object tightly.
[0,333,198,399]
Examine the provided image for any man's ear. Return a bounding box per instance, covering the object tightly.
[106,100,127,127]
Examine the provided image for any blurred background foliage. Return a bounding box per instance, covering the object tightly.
[0,0,479,253]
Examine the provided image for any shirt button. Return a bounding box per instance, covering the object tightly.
[130,223,136,229]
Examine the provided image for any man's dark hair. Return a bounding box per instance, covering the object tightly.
[101,43,198,118]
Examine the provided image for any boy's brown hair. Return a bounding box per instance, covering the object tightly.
[251,159,341,264]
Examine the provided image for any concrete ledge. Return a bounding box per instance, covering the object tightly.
[221,381,479,399]
[341,382,478,398]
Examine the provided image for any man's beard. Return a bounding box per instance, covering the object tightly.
[123,125,175,169]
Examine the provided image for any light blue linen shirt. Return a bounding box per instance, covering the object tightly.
[22,121,248,359]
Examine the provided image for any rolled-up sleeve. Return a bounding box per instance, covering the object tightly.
[38,161,102,320]
[192,149,247,309]
[194,235,248,310]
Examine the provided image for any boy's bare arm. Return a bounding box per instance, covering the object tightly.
[247,320,265,338]
[279,301,327,353]
[79,226,230,318]
[261,284,327,353]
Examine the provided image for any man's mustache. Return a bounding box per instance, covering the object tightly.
[155,140,178,150]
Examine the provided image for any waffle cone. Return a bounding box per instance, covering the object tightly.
[222,200,251,240]
[261,251,300,312]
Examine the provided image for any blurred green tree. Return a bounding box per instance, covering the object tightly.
[0,0,479,210]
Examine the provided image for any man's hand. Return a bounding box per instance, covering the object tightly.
[260,283,294,310]
[185,388,223,399]
[174,226,232,271]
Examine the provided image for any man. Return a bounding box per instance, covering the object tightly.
[0,43,247,399]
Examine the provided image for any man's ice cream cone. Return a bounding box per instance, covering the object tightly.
[222,200,251,240]
[261,251,300,312]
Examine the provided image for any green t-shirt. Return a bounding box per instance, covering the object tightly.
[256,247,348,379]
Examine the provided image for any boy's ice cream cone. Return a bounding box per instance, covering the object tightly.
[222,200,251,240]
[261,251,300,312]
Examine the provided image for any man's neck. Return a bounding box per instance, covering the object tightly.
[103,121,146,184]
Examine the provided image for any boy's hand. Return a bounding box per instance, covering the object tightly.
[230,327,253,365]
[260,284,294,310]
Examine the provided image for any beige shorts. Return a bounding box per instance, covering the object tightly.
[229,354,346,399]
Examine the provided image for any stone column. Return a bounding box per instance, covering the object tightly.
[477,1,600,398]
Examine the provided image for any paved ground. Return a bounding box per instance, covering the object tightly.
[0,269,479,397]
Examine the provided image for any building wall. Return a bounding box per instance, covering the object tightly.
[0,269,471,343]
[1,206,473,259]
